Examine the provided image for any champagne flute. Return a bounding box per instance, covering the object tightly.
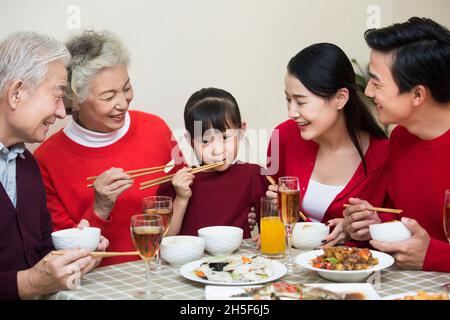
[444,190,450,243]
[142,196,173,274]
[130,214,164,299]
[277,176,300,271]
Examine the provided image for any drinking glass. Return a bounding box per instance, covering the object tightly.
[260,197,286,259]
[142,196,173,274]
[130,214,164,299]
[277,176,300,271]
[444,190,450,243]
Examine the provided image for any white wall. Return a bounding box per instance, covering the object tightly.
[1,0,449,162]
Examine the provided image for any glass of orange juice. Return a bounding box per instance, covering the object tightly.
[260,197,286,258]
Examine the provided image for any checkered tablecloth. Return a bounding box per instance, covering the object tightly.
[48,240,449,300]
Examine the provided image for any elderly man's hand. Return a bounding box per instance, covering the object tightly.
[370,217,430,270]
[18,249,94,299]
[343,197,381,241]
[76,219,109,270]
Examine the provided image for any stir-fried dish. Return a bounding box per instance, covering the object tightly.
[310,247,379,271]
[395,291,449,300]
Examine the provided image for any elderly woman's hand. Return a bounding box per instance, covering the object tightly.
[93,167,133,220]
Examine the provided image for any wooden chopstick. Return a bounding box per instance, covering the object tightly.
[343,204,403,214]
[266,175,312,222]
[51,251,139,258]
[139,161,225,190]
[86,165,175,188]
[86,164,175,180]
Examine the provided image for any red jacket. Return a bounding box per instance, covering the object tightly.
[267,120,390,223]
[382,126,450,272]
[34,110,184,266]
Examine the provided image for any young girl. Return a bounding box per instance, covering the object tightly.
[158,88,268,239]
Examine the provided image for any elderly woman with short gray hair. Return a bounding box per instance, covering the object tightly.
[34,30,184,266]
[0,31,108,300]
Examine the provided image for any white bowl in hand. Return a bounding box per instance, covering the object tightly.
[369,221,412,243]
[160,236,205,267]
[51,227,100,251]
[198,226,243,256]
[292,222,330,250]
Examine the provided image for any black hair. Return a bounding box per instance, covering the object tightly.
[287,43,387,175]
[184,87,242,139]
[364,17,450,103]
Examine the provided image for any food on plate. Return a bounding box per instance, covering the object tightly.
[394,291,449,300]
[310,247,379,271]
[194,255,273,283]
[231,282,366,300]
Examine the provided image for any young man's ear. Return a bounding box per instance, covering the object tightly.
[335,88,349,110]
[411,85,427,107]
[7,80,24,110]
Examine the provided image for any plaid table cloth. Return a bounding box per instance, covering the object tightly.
[49,240,449,300]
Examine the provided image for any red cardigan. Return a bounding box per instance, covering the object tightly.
[382,126,450,272]
[34,110,184,266]
[267,120,390,223]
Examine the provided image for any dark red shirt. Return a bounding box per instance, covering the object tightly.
[158,162,268,238]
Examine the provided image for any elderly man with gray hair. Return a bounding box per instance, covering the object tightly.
[0,31,108,299]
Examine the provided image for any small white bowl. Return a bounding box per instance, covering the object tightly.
[160,236,205,267]
[198,226,243,256]
[292,222,330,250]
[369,221,412,243]
[51,227,100,251]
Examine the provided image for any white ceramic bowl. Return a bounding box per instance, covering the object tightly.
[160,236,205,267]
[369,221,412,243]
[198,226,243,256]
[51,227,100,251]
[292,222,330,250]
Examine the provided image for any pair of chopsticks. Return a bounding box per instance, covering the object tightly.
[265,175,312,222]
[139,161,226,190]
[343,204,403,214]
[86,164,175,188]
[51,251,139,258]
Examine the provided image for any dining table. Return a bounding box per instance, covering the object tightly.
[48,240,450,300]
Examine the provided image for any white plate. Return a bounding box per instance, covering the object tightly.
[295,249,394,282]
[205,283,381,300]
[180,258,287,286]
[382,291,448,300]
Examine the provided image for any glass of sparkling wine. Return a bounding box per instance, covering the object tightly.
[444,190,450,243]
[130,214,164,299]
[277,176,300,271]
[142,196,173,274]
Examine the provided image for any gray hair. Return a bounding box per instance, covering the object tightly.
[0,31,70,96]
[65,30,129,107]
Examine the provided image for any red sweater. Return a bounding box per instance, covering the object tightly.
[267,120,390,223]
[383,126,450,272]
[158,162,268,239]
[34,110,184,266]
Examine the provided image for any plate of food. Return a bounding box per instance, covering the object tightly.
[205,282,381,300]
[295,247,394,282]
[180,255,287,286]
[382,290,449,300]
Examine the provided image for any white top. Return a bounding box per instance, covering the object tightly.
[63,112,131,148]
[302,179,345,222]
